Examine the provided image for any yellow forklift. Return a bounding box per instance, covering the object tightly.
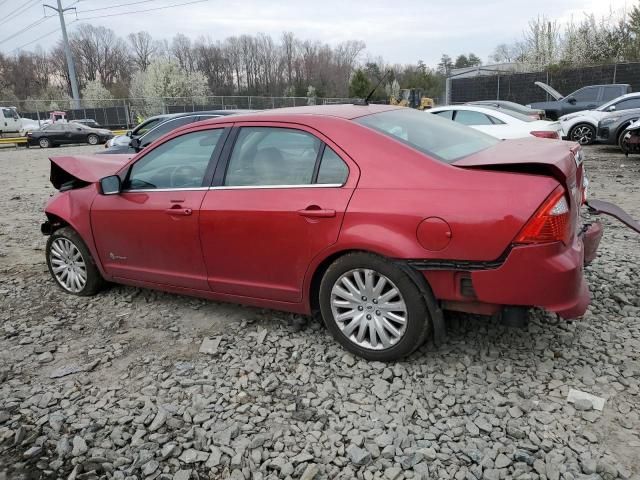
[390,88,434,110]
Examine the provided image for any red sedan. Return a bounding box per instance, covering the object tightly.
[41,105,639,361]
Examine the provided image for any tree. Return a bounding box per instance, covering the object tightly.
[349,69,370,98]
[437,54,453,75]
[130,59,209,115]
[128,31,156,71]
[81,79,114,107]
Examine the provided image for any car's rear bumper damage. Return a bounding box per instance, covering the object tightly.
[416,198,639,320]
[469,222,601,319]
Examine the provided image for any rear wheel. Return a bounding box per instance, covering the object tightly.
[39,137,50,148]
[568,123,595,145]
[319,252,430,361]
[87,134,99,145]
[46,227,104,296]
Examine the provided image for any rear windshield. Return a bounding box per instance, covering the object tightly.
[355,109,499,163]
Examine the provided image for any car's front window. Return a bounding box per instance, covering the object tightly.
[356,109,499,163]
[135,118,163,136]
[125,129,224,190]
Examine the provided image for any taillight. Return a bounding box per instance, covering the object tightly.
[515,187,572,245]
[530,130,559,139]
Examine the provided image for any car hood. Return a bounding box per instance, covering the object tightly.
[50,154,133,184]
[534,81,564,100]
[560,110,606,121]
[453,137,578,184]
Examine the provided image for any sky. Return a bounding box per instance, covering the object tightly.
[0,0,632,67]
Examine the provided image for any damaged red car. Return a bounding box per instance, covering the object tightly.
[41,105,639,361]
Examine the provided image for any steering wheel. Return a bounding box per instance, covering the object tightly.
[169,165,201,188]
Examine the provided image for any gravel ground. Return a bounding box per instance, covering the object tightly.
[0,143,639,480]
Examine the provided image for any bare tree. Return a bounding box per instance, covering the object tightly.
[171,34,195,72]
[128,31,156,71]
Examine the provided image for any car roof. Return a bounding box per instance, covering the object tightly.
[167,104,402,127]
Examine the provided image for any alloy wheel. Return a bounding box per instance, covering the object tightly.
[39,138,50,148]
[49,237,87,293]
[88,135,99,145]
[571,125,594,145]
[330,268,407,350]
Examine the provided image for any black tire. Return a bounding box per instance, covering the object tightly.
[319,252,430,361]
[568,123,595,145]
[87,134,99,145]
[46,227,104,296]
[39,137,50,148]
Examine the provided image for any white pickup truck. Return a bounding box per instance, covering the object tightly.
[0,106,40,136]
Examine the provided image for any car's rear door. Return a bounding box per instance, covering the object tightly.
[199,123,358,303]
[91,126,230,289]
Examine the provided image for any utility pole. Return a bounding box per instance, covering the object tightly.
[45,1,80,109]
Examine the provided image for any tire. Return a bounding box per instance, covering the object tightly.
[319,252,430,361]
[46,227,104,296]
[568,123,595,145]
[87,134,99,145]
[39,137,50,148]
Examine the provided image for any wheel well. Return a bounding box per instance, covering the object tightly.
[45,213,70,233]
[616,122,633,144]
[309,249,363,315]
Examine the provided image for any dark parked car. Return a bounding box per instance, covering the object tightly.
[527,83,632,120]
[596,108,640,147]
[73,119,101,129]
[467,100,545,120]
[105,113,178,149]
[27,122,113,148]
[100,110,253,154]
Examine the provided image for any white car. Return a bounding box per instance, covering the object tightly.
[559,92,640,145]
[428,105,563,140]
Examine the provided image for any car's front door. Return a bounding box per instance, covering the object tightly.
[1,107,19,133]
[567,86,600,113]
[91,127,229,289]
[200,124,357,303]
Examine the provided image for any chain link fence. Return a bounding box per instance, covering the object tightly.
[1,96,357,130]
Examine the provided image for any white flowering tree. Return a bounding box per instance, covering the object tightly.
[130,59,209,115]
[81,80,114,108]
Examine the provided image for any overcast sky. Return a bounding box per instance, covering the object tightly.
[0,0,631,66]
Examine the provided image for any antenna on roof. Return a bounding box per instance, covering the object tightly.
[354,70,393,106]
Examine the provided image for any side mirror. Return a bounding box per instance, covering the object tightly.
[99,175,121,195]
[126,130,132,137]
[608,105,616,112]
[566,97,576,104]
[76,127,82,131]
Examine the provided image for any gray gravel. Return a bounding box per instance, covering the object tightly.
[0,143,639,479]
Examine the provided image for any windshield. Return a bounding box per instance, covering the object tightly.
[355,109,499,163]
[596,96,625,112]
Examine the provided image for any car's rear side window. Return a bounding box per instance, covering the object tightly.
[317,146,349,184]
[356,109,498,163]
[224,127,321,186]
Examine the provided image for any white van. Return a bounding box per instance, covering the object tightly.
[0,106,40,135]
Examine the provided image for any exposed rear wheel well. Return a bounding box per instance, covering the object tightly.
[309,249,364,316]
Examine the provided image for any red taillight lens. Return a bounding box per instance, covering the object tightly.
[515,187,571,245]
[530,130,559,139]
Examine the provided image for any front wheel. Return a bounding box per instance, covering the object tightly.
[46,227,104,296]
[319,252,430,361]
[569,123,595,145]
[87,134,99,145]
[39,137,51,148]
